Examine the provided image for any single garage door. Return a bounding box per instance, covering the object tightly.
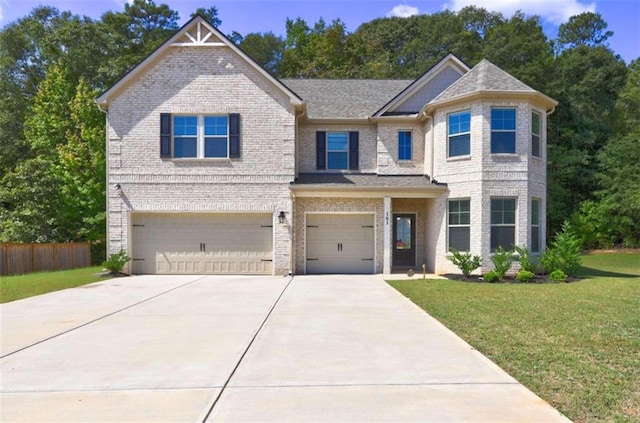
[132,213,273,274]
[306,214,375,274]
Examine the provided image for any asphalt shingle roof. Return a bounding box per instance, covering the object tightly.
[291,173,445,188]
[281,79,413,119]
[430,59,535,104]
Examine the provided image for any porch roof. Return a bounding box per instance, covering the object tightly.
[290,173,447,198]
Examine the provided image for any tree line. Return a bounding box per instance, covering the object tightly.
[0,0,637,257]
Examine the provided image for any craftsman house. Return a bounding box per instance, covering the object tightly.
[97,15,557,275]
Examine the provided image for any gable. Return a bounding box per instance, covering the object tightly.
[392,66,464,113]
[96,15,302,109]
[374,54,469,117]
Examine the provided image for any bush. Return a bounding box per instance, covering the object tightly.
[516,270,535,283]
[549,269,568,283]
[447,248,482,278]
[513,245,536,273]
[102,250,131,275]
[551,222,582,276]
[539,247,558,274]
[483,271,500,283]
[491,246,513,280]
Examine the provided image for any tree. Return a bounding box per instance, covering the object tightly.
[191,6,221,27]
[558,12,613,49]
[237,32,284,75]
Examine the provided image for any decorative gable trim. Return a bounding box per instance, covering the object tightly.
[96,15,303,109]
[373,53,469,117]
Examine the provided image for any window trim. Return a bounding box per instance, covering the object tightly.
[448,110,471,158]
[448,198,471,252]
[531,198,541,253]
[490,197,517,252]
[398,130,413,161]
[491,108,517,154]
[531,111,541,158]
[172,114,230,159]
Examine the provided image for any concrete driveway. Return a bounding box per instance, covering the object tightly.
[1,274,569,422]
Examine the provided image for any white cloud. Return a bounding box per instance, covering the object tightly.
[444,0,595,24]
[0,1,4,24]
[387,4,420,18]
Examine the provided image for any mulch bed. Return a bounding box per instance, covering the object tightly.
[442,274,579,283]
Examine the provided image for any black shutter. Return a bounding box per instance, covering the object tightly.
[160,113,171,158]
[229,113,241,158]
[349,131,359,170]
[316,131,326,170]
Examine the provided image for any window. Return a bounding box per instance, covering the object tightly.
[327,132,349,169]
[398,131,412,160]
[448,199,470,251]
[531,199,540,252]
[448,111,471,157]
[316,131,359,170]
[160,113,240,159]
[491,108,516,154]
[491,198,516,251]
[531,111,541,157]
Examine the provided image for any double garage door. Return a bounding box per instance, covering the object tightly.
[132,213,273,274]
[306,214,375,274]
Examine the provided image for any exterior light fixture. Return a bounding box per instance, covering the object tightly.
[115,184,121,190]
[278,211,286,224]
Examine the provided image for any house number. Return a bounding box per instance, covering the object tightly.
[385,212,389,225]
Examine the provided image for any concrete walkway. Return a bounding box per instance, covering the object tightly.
[1,274,569,422]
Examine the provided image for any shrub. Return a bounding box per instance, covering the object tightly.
[550,222,582,276]
[491,246,513,280]
[447,248,482,278]
[513,245,536,273]
[516,270,535,283]
[483,271,500,283]
[539,247,558,274]
[102,250,131,275]
[549,269,568,283]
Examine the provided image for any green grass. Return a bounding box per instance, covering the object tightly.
[389,253,640,423]
[0,266,111,303]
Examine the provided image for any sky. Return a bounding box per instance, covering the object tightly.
[1,0,638,63]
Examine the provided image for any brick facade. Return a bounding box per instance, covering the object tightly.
[101,17,554,276]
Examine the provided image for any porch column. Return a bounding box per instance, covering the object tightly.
[383,196,392,274]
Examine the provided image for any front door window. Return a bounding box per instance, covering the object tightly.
[393,214,416,267]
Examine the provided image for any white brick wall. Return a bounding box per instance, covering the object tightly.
[106,46,297,274]
[297,123,377,173]
[376,122,426,175]
[431,100,548,274]
[106,42,549,276]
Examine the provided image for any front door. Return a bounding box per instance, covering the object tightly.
[393,214,416,267]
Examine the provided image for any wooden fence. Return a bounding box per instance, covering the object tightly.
[0,242,91,276]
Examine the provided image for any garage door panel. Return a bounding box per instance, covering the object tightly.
[306,214,375,274]
[132,213,273,275]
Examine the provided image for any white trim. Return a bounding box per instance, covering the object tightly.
[383,197,392,274]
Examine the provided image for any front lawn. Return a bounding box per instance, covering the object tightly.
[388,252,640,422]
[0,266,111,303]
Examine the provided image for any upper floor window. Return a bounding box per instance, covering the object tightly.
[159,113,240,159]
[316,131,359,171]
[491,198,516,251]
[448,111,471,157]
[491,108,516,154]
[398,131,412,160]
[531,111,541,158]
[448,199,470,251]
[327,132,349,169]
